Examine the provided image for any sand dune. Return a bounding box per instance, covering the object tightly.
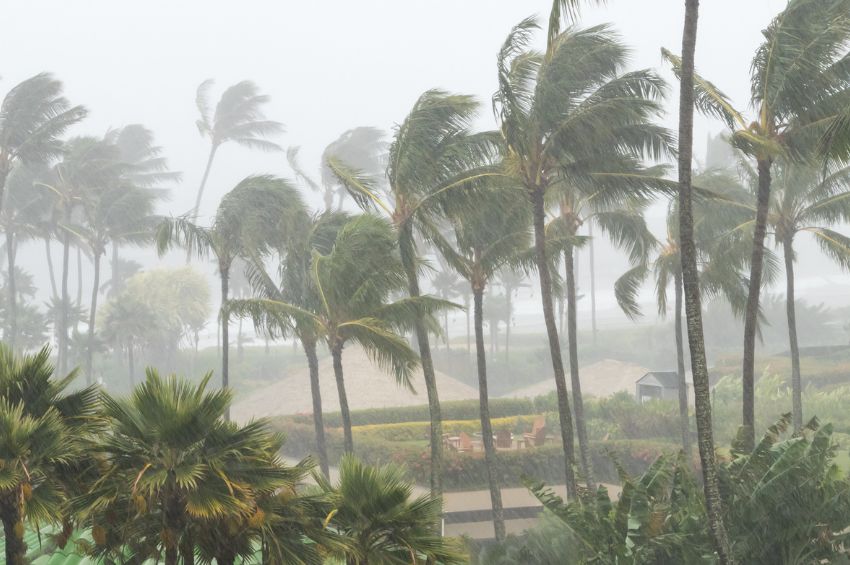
[232,346,479,422]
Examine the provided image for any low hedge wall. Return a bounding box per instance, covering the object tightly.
[355,415,541,441]
[289,398,538,428]
[273,416,679,490]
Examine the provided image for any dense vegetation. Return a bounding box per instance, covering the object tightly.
[1,0,849,562]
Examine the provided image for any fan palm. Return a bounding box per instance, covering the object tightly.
[0,73,87,219]
[191,79,283,220]
[663,0,850,450]
[431,184,532,542]
[76,370,290,565]
[493,15,670,496]
[672,0,734,560]
[156,175,306,410]
[319,455,465,565]
[759,161,850,430]
[326,89,499,496]
[0,345,99,565]
[229,214,448,453]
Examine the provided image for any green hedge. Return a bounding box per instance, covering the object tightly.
[289,397,539,428]
[273,416,679,490]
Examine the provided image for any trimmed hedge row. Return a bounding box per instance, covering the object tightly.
[273,416,680,490]
[288,397,539,428]
[353,415,541,442]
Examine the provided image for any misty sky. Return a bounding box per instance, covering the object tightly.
[3,0,846,332]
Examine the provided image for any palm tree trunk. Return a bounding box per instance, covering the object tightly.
[531,187,577,497]
[465,294,471,354]
[677,1,734,562]
[85,251,101,384]
[128,337,135,389]
[0,490,25,565]
[674,269,691,455]
[6,230,17,351]
[237,316,244,362]
[473,287,506,541]
[303,336,330,477]
[444,310,449,351]
[220,264,231,420]
[75,247,83,334]
[45,237,59,300]
[588,223,598,346]
[188,145,219,262]
[331,342,354,453]
[505,289,512,364]
[565,243,593,487]
[742,158,772,450]
[59,227,71,375]
[783,237,803,431]
[110,244,120,296]
[399,223,443,496]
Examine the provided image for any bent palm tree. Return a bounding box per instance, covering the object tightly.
[326,90,499,495]
[663,0,850,449]
[431,184,531,542]
[157,175,306,407]
[230,214,449,453]
[191,79,283,220]
[0,73,87,219]
[493,15,670,496]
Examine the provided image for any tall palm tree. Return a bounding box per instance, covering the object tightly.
[318,455,464,565]
[326,90,499,496]
[191,79,283,220]
[229,214,447,453]
[493,15,669,496]
[763,160,850,430]
[237,210,351,477]
[663,0,850,449]
[157,175,306,408]
[431,184,531,542]
[0,345,98,565]
[78,371,290,565]
[673,0,734,561]
[497,269,527,362]
[0,73,87,219]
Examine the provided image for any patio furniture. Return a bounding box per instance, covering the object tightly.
[495,429,513,449]
[457,431,476,453]
[522,416,547,448]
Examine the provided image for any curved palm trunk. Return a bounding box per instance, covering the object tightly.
[188,145,219,262]
[45,238,59,300]
[677,1,734,562]
[783,237,803,431]
[6,230,17,351]
[303,336,330,477]
[331,342,354,453]
[588,224,598,346]
[1,489,25,565]
[674,269,691,455]
[473,287,506,541]
[565,244,593,487]
[59,228,71,375]
[220,264,231,420]
[742,158,772,450]
[85,251,101,384]
[531,188,577,497]
[399,224,443,496]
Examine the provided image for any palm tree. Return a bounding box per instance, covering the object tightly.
[327,90,499,496]
[191,79,283,220]
[157,175,306,410]
[673,0,734,561]
[0,73,87,219]
[663,0,850,449]
[319,455,464,565]
[497,269,527,362]
[1,165,48,351]
[236,210,351,477]
[761,161,850,430]
[0,345,98,565]
[78,370,290,565]
[99,291,159,388]
[493,15,669,496]
[229,214,447,453]
[431,184,531,542]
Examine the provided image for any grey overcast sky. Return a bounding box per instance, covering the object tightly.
[6,0,845,322]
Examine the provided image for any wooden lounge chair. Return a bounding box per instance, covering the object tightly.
[457,431,476,453]
[495,429,513,449]
[522,416,547,448]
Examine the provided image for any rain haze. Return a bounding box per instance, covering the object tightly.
[1,0,849,562]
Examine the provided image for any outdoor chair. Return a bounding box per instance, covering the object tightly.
[495,429,513,449]
[522,415,546,447]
